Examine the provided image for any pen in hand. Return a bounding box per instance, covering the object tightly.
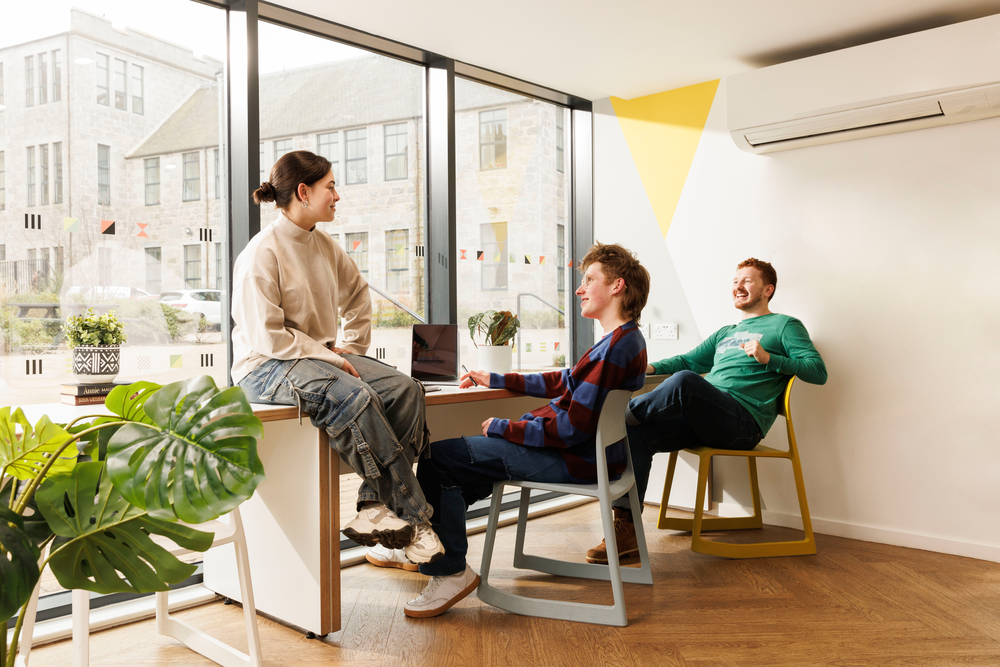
[462,364,478,386]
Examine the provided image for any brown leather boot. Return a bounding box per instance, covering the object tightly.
[585,507,639,564]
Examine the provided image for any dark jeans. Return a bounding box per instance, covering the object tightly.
[416,435,575,577]
[616,370,762,512]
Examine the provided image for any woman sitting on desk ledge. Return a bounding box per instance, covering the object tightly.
[385,242,649,618]
[230,150,443,564]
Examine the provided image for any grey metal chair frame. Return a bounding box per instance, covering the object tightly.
[477,389,653,626]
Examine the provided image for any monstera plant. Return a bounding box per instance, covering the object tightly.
[0,376,265,667]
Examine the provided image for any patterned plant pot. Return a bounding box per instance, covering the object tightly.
[72,345,121,384]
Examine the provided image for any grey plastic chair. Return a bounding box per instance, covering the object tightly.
[477,389,653,626]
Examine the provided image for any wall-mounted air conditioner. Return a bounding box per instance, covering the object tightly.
[728,14,1000,154]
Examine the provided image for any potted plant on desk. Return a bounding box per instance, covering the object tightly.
[468,310,520,374]
[63,308,128,384]
[0,376,266,666]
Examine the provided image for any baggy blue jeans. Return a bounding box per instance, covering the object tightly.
[615,370,762,513]
[416,435,576,577]
[238,354,432,526]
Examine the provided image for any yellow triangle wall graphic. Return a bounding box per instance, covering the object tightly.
[611,80,719,239]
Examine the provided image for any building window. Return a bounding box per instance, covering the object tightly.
[39,144,49,205]
[97,144,111,206]
[215,242,223,289]
[184,244,202,288]
[145,157,160,205]
[480,222,508,291]
[384,123,407,181]
[131,64,143,114]
[52,50,61,102]
[556,109,565,173]
[0,151,5,210]
[96,54,109,105]
[53,142,63,203]
[37,52,48,105]
[114,58,127,110]
[98,248,113,286]
[385,229,409,293]
[214,148,221,199]
[182,151,200,201]
[345,128,367,185]
[145,247,161,294]
[479,109,507,170]
[273,138,292,163]
[557,223,566,300]
[317,132,339,183]
[345,232,368,277]
[26,146,35,207]
[25,55,34,107]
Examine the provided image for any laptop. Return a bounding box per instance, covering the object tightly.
[410,324,461,385]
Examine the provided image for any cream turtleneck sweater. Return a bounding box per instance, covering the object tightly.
[230,212,371,384]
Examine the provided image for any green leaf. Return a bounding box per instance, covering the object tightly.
[0,505,41,624]
[36,462,213,594]
[106,376,265,524]
[0,407,78,481]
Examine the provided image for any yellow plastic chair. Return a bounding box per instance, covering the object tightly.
[657,376,816,558]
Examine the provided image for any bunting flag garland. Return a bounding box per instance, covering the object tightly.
[63,217,80,232]
[101,220,116,235]
[136,223,149,238]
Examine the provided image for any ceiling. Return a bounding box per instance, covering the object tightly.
[273,0,1000,101]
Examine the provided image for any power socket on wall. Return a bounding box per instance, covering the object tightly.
[654,323,678,340]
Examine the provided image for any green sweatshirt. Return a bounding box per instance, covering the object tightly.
[650,313,827,436]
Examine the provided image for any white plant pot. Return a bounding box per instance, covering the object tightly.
[478,345,512,375]
[72,345,121,384]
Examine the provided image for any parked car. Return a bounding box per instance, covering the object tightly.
[159,289,224,327]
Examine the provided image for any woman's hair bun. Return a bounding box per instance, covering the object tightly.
[253,181,276,204]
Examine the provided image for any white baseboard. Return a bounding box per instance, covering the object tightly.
[714,501,1000,564]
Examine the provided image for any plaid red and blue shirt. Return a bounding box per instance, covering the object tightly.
[486,321,647,482]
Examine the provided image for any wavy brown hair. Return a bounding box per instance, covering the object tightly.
[580,242,650,323]
[737,257,777,301]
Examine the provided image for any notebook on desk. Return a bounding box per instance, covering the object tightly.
[410,324,460,385]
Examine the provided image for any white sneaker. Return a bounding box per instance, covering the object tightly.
[366,544,419,572]
[403,565,480,618]
[344,503,413,549]
[404,523,445,564]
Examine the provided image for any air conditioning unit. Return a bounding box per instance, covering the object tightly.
[728,14,1000,154]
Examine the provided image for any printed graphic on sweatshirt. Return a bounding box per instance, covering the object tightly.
[717,332,763,354]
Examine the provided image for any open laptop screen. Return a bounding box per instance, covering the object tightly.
[411,324,459,382]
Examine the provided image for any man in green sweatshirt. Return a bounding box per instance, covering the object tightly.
[586,258,827,564]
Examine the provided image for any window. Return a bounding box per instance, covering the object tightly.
[96,54,109,105]
[25,55,34,107]
[0,151,5,210]
[345,232,368,277]
[114,58,127,110]
[182,151,200,201]
[479,108,507,170]
[557,223,566,301]
[38,52,48,105]
[385,229,409,293]
[345,128,367,184]
[145,157,160,205]
[53,142,63,203]
[273,138,292,162]
[317,132,339,183]
[97,144,110,205]
[184,244,202,288]
[214,148,221,199]
[98,248,112,286]
[131,64,143,114]
[145,247,161,294]
[556,109,565,173]
[480,222,508,291]
[26,146,35,206]
[52,49,61,102]
[215,242,223,289]
[39,144,49,205]
[384,123,407,181]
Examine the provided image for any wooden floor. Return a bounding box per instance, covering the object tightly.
[26,504,1000,666]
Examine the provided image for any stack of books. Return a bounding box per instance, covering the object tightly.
[60,382,126,405]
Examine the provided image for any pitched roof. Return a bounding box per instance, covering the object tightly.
[129,56,528,158]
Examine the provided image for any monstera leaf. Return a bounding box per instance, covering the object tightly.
[0,407,78,481]
[106,376,265,524]
[0,505,40,624]
[36,462,213,594]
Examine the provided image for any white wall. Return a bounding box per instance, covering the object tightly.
[595,79,1000,562]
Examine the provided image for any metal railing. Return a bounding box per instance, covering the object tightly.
[515,292,564,371]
